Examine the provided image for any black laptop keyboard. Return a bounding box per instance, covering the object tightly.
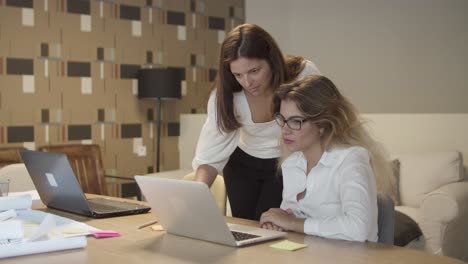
[88,201,123,213]
[88,198,140,213]
[231,231,260,241]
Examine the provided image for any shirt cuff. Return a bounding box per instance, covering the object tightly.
[304,218,320,236]
[192,158,226,175]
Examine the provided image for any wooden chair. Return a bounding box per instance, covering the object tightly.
[38,144,108,195]
[0,147,26,168]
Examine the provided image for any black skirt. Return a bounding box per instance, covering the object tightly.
[223,147,283,220]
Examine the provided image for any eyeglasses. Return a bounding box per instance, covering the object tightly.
[274,113,309,131]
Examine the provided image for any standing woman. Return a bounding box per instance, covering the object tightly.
[192,23,320,220]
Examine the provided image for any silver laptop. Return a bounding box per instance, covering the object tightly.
[20,150,150,218]
[135,176,286,247]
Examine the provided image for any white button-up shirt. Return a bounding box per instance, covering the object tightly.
[281,146,378,242]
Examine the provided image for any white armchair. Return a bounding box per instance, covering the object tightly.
[394,151,468,261]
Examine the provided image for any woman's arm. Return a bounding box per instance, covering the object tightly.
[192,91,240,187]
[260,208,305,233]
[194,164,218,187]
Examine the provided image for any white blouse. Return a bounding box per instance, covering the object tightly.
[192,60,320,173]
[281,146,378,242]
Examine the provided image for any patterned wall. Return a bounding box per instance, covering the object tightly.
[0,0,245,177]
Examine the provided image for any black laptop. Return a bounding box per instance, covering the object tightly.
[20,150,150,218]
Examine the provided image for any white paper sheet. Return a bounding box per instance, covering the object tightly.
[0,220,23,241]
[26,214,57,242]
[0,195,32,211]
[0,236,86,258]
[0,204,94,258]
[15,210,98,237]
[7,190,41,206]
[0,209,16,221]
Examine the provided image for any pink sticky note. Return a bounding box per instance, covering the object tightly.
[90,230,121,238]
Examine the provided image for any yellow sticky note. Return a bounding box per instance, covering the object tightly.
[151,224,164,231]
[270,240,308,251]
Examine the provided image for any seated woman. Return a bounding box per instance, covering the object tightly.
[260,75,393,242]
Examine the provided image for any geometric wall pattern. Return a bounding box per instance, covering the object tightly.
[0,0,245,178]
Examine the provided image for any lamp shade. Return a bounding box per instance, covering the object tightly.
[138,68,183,100]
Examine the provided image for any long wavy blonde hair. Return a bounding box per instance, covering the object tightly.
[273,75,397,202]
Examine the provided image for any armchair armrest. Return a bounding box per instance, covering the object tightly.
[421,181,468,223]
[143,169,193,180]
[105,175,141,200]
[105,175,136,181]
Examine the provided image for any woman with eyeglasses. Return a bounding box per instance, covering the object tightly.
[259,75,394,242]
[192,23,320,220]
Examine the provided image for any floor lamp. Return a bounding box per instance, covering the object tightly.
[138,68,182,172]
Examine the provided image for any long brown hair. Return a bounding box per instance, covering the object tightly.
[215,23,305,133]
[273,75,398,202]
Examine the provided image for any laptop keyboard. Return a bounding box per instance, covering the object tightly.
[88,202,123,212]
[88,198,140,213]
[231,231,260,241]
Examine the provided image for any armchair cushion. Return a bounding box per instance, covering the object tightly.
[394,210,422,246]
[397,151,463,207]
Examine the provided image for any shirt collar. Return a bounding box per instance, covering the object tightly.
[318,149,336,168]
[295,152,307,171]
[295,148,337,169]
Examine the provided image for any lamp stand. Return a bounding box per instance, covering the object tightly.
[138,67,183,173]
[156,97,162,172]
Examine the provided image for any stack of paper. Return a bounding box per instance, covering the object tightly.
[7,190,42,206]
[0,195,94,259]
[0,195,32,211]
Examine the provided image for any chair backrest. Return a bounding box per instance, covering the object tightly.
[0,147,25,168]
[183,172,227,215]
[377,193,395,245]
[0,163,36,192]
[38,144,107,195]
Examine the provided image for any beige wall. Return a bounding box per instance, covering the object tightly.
[247,0,468,113]
[245,0,468,166]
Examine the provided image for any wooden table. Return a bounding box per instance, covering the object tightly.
[2,196,465,264]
